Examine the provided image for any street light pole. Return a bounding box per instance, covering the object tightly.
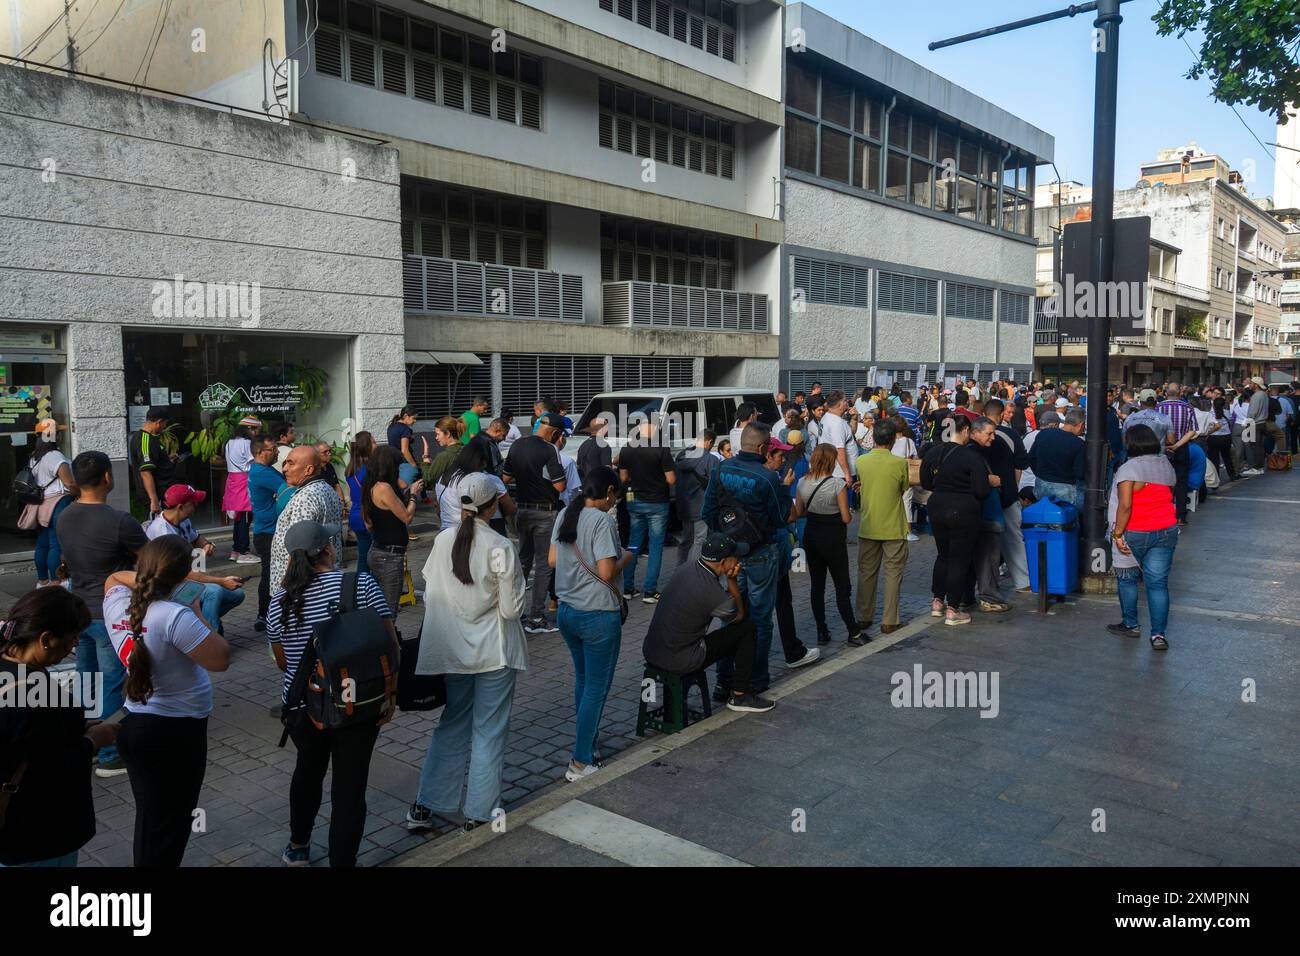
[1081,0,1122,581]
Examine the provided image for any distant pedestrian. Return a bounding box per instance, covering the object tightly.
[674,430,717,564]
[361,445,424,617]
[854,420,911,635]
[618,420,676,604]
[129,406,178,519]
[792,443,858,645]
[387,406,422,489]
[221,417,261,563]
[272,422,296,474]
[344,431,375,574]
[459,396,490,445]
[920,415,990,627]
[27,439,77,588]
[423,417,463,491]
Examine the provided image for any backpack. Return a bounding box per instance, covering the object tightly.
[714,470,769,551]
[11,464,51,507]
[279,573,397,742]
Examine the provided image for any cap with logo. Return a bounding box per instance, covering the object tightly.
[163,484,206,507]
[700,532,741,561]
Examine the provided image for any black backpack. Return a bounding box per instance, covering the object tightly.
[11,465,50,507]
[713,469,768,551]
[279,573,397,742]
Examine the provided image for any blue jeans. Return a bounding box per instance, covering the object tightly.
[1115,525,1179,637]
[398,462,420,488]
[1035,478,1083,506]
[557,604,622,766]
[34,495,73,580]
[622,501,670,595]
[0,851,77,867]
[416,667,517,822]
[75,622,123,759]
[717,540,782,693]
[352,527,372,576]
[201,583,245,634]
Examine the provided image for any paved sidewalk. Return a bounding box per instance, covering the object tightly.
[397,467,1300,866]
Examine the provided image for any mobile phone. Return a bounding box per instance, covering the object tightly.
[171,581,204,605]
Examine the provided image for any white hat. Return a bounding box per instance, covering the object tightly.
[458,472,499,514]
[1054,397,1069,408]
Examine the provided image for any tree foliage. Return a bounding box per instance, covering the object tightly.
[1154,0,1300,122]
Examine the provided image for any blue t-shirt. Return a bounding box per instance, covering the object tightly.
[248,462,286,535]
[347,465,367,534]
[388,422,414,454]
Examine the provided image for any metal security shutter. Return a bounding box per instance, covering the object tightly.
[792,257,870,308]
[612,356,694,390]
[1000,292,1030,325]
[520,87,541,129]
[412,57,437,101]
[348,39,376,86]
[787,369,867,395]
[315,30,343,77]
[945,282,994,321]
[381,48,407,94]
[499,354,604,416]
[877,272,938,316]
[406,354,492,419]
[442,64,465,109]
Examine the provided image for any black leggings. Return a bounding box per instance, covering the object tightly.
[1206,435,1236,481]
[289,720,381,867]
[928,492,980,609]
[803,517,857,634]
[118,712,208,867]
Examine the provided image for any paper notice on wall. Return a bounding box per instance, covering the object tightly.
[875,373,892,389]
[867,366,877,387]
[170,391,183,404]
[973,364,981,381]
[917,364,927,386]
[129,405,149,431]
[150,387,169,406]
[944,377,957,390]
[1008,368,1016,381]
[10,432,28,446]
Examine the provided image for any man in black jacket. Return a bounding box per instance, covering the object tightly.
[980,398,1031,592]
[674,429,717,564]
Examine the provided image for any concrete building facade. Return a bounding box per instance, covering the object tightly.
[777,3,1051,396]
[0,63,404,541]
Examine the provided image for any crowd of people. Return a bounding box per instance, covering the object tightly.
[1,373,1293,868]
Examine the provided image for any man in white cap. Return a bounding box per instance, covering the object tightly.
[1242,377,1271,474]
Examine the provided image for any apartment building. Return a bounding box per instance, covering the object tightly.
[1032,144,1286,385]
[777,3,1051,396]
[5,0,785,420]
[1274,211,1300,380]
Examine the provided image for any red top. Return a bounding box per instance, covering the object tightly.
[1127,481,1176,531]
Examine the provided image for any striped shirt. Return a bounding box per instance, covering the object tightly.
[897,404,923,434]
[266,570,391,701]
[1157,398,1196,442]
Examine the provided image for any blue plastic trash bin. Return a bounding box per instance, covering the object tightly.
[1021,497,1079,595]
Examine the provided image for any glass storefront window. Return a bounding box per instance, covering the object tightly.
[122,331,353,527]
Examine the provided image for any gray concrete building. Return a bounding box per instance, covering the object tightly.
[0,63,404,544]
[778,3,1052,396]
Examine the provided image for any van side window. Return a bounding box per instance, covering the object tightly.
[703,397,736,438]
[743,393,781,425]
[662,400,699,445]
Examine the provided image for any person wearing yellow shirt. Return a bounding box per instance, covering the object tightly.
[854,419,911,636]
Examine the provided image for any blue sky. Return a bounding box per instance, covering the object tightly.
[804,0,1288,199]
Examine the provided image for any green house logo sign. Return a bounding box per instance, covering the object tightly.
[199,383,305,415]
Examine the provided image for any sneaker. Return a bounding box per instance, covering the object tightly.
[727,691,776,713]
[1106,622,1140,638]
[711,682,732,704]
[1015,585,1034,594]
[622,588,642,600]
[641,591,661,604]
[1241,468,1264,477]
[254,616,267,632]
[1150,634,1169,651]
[228,552,241,561]
[931,599,944,618]
[787,646,820,669]
[944,610,972,627]
[978,599,1011,613]
[94,757,128,778]
[816,628,831,646]
[847,631,870,647]
[524,616,557,634]
[463,819,490,833]
[236,553,261,564]
[906,532,920,542]
[281,843,311,867]
[565,761,603,783]
[405,803,436,831]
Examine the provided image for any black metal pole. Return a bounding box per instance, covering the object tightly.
[1082,0,1122,578]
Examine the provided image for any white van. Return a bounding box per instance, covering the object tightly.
[567,387,781,458]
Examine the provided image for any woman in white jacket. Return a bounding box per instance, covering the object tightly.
[407,474,527,832]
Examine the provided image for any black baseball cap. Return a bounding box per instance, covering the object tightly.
[537,412,566,429]
[700,532,741,561]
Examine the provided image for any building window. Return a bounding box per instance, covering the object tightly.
[599,0,738,63]
[945,282,994,321]
[612,355,696,390]
[791,257,870,308]
[315,0,542,129]
[600,216,735,288]
[599,79,734,179]
[877,271,938,316]
[1000,292,1030,325]
[402,180,548,269]
[784,52,1034,236]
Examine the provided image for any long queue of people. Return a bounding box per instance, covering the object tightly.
[1,375,1292,868]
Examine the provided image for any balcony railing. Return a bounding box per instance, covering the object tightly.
[1234,338,1253,350]
[1148,274,1211,301]
[1235,292,1254,309]
[403,255,583,322]
[602,281,769,333]
[1173,336,1208,351]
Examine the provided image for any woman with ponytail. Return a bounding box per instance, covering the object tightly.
[102,535,230,867]
[0,587,106,867]
[546,466,630,782]
[406,473,526,833]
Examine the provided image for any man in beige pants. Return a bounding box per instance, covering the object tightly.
[854,420,911,641]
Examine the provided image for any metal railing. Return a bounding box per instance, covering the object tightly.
[1173,336,1208,351]
[1235,291,1254,309]
[403,255,584,322]
[601,281,769,333]
[1148,274,1210,300]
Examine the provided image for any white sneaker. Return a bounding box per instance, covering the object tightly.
[565,761,602,782]
[788,646,821,668]
[1241,468,1264,477]
[906,533,920,542]
[236,553,261,564]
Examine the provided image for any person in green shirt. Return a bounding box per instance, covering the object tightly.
[854,418,910,634]
[459,396,489,445]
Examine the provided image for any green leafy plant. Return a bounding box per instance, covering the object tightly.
[186,407,243,463]
[293,365,328,412]
[1177,312,1208,341]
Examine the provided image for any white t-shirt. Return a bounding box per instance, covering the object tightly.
[145,513,199,544]
[224,437,253,473]
[820,412,856,480]
[558,454,582,505]
[103,584,214,718]
[728,426,745,452]
[437,472,508,529]
[891,437,918,459]
[32,449,71,497]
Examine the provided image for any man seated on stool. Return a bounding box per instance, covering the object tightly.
[144,483,245,634]
[642,531,775,714]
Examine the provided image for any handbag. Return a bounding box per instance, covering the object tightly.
[396,626,447,712]
[907,458,922,487]
[16,504,40,531]
[571,541,629,624]
[1203,460,1220,489]
[36,492,66,528]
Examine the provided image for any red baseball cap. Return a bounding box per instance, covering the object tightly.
[164,484,207,507]
[768,436,793,452]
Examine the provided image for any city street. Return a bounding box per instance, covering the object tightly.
[1,466,1290,868]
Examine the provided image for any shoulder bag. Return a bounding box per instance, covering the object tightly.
[571,540,629,624]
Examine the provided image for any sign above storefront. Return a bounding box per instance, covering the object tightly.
[199,382,306,416]
[0,329,58,351]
